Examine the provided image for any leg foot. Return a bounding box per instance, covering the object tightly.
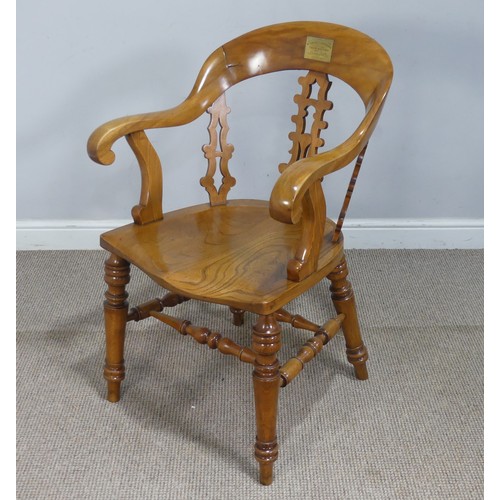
[103,254,130,402]
[327,257,368,380]
[252,314,281,485]
[255,448,276,485]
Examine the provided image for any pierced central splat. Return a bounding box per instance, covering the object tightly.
[200,93,236,206]
[279,71,333,172]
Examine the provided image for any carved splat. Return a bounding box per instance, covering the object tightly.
[200,94,236,206]
[279,71,333,172]
[279,71,333,281]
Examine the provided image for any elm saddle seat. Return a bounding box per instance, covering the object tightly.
[87,21,392,486]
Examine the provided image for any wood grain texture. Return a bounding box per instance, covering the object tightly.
[278,71,332,280]
[201,93,236,206]
[88,21,392,240]
[87,22,392,169]
[125,131,163,225]
[150,311,256,364]
[103,254,130,402]
[252,314,281,485]
[127,292,190,322]
[87,21,393,486]
[279,70,333,173]
[286,179,326,281]
[100,200,344,315]
[328,257,368,380]
[279,314,344,387]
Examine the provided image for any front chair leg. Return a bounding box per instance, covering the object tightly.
[103,253,130,402]
[327,257,368,380]
[252,314,281,485]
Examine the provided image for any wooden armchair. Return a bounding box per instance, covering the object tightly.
[87,21,392,485]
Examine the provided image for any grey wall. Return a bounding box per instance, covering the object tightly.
[17,0,483,222]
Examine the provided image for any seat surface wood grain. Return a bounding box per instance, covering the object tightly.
[100,200,343,314]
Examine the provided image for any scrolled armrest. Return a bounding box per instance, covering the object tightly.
[269,86,389,225]
[86,98,208,225]
[87,101,203,166]
[270,137,363,225]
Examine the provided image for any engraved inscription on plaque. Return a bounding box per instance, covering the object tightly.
[304,36,334,62]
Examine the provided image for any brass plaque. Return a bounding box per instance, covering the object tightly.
[304,36,334,62]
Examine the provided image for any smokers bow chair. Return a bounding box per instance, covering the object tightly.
[87,21,392,485]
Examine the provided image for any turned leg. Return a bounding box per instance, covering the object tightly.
[327,257,368,380]
[252,314,281,485]
[229,306,245,326]
[103,253,130,402]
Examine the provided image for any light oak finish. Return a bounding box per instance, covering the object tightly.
[279,314,345,387]
[278,70,333,174]
[252,314,281,485]
[201,93,236,206]
[88,21,392,485]
[100,200,343,315]
[150,311,256,364]
[126,131,163,225]
[127,292,190,322]
[328,257,369,380]
[103,254,130,402]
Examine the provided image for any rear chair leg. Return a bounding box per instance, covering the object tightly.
[103,254,130,402]
[327,257,368,380]
[230,307,245,326]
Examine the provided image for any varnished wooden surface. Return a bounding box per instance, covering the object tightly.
[279,314,344,387]
[88,21,392,235]
[333,145,367,243]
[100,200,344,314]
[125,130,163,225]
[328,257,368,380]
[88,21,392,486]
[103,254,130,402]
[88,22,392,167]
[278,70,333,173]
[279,70,332,280]
[252,314,281,485]
[201,93,235,206]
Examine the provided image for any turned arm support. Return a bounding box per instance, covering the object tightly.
[269,86,388,281]
[86,99,209,224]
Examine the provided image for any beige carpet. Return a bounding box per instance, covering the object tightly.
[17,249,483,499]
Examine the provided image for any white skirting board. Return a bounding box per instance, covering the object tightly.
[16,218,484,250]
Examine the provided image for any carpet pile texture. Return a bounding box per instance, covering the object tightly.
[17,250,483,499]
